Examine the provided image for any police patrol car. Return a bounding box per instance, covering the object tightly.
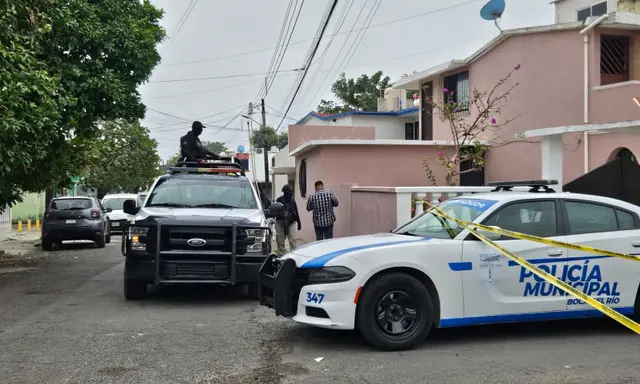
[258,180,640,350]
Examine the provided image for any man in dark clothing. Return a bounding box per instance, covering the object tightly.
[178,121,220,165]
[306,180,338,240]
[275,184,301,254]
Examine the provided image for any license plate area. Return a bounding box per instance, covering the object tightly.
[112,222,120,227]
[66,219,76,224]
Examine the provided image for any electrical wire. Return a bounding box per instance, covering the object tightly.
[149,104,247,132]
[146,108,191,122]
[275,0,340,132]
[150,68,302,84]
[160,0,198,54]
[166,0,484,66]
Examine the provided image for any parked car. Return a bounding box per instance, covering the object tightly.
[102,193,138,234]
[41,196,112,250]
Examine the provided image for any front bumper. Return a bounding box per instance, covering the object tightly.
[258,254,357,330]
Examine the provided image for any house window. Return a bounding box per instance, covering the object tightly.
[442,71,469,112]
[600,35,630,86]
[405,122,419,140]
[577,1,607,22]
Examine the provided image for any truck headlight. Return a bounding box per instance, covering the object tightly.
[128,226,149,251]
[306,266,355,284]
[245,228,268,252]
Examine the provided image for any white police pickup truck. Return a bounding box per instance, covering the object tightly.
[258,180,640,350]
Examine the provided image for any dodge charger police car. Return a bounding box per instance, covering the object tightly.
[259,180,640,350]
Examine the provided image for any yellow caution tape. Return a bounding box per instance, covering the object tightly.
[426,201,640,263]
[428,204,640,335]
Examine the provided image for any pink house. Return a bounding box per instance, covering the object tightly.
[287,14,640,243]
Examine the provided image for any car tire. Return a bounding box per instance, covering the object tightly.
[96,231,106,248]
[356,272,434,351]
[105,233,111,244]
[124,278,148,300]
[42,238,54,251]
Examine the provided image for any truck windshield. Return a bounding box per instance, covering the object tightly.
[102,198,130,211]
[394,199,495,239]
[146,177,258,209]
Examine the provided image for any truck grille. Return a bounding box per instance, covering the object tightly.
[162,227,231,252]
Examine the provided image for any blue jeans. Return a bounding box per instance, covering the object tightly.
[314,225,334,240]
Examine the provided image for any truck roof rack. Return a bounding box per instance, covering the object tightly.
[170,157,245,176]
[487,179,558,193]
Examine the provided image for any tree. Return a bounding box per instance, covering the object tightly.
[81,121,162,194]
[250,126,288,150]
[317,71,392,113]
[166,141,231,165]
[0,0,165,209]
[422,64,521,186]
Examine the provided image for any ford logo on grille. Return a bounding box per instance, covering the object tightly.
[187,238,207,247]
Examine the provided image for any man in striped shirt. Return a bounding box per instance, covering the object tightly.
[306,180,339,240]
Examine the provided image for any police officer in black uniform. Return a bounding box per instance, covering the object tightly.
[179,121,220,165]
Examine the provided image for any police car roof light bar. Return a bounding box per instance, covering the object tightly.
[487,179,558,192]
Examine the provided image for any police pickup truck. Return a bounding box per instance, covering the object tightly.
[259,180,640,351]
[121,158,283,300]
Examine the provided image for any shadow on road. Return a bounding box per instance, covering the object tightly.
[140,283,258,306]
[285,317,631,351]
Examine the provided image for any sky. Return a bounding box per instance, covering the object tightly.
[140,0,554,161]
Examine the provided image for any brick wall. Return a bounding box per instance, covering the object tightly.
[0,206,11,241]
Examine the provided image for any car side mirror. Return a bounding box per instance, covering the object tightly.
[264,202,284,218]
[122,199,139,216]
[475,226,502,241]
[106,208,113,213]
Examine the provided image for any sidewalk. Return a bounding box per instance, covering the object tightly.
[0,230,41,256]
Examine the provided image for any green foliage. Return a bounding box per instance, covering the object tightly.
[0,0,165,209]
[422,65,521,186]
[317,71,392,113]
[250,126,288,150]
[166,141,231,165]
[81,121,161,193]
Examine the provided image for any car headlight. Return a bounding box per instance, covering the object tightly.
[306,266,355,284]
[245,228,268,252]
[128,226,149,251]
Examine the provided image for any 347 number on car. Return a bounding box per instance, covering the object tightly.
[306,292,324,304]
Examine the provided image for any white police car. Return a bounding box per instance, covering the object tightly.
[258,180,640,350]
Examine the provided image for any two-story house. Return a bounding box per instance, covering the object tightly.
[392,9,640,187]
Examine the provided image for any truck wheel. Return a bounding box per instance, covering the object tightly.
[356,272,434,351]
[42,238,54,251]
[105,233,111,244]
[124,279,147,300]
[96,231,106,248]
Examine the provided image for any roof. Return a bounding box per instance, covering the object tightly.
[392,15,640,89]
[295,107,418,125]
[517,120,640,138]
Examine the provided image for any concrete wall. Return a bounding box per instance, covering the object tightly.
[11,192,46,221]
[288,125,375,152]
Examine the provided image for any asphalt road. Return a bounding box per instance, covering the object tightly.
[1,240,639,384]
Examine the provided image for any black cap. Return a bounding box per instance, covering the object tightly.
[192,121,206,129]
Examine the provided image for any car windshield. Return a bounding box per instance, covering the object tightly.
[394,198,496,239]
[102,198,131,211]
[51,198,92,210]
[146,177,258,209]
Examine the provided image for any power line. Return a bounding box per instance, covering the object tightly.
[150,68,303,84]
[150,79,264,100]
[160,0,198,54]
[276,0,340,132]
[166,0,484,66]
[149,104,247,132]
[146,108,191,122]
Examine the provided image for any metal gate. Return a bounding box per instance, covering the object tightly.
[0,205,12,241]
[563,153,640,206]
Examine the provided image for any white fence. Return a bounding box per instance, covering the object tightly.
[0,205,11,241]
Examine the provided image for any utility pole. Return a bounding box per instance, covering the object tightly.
[261,98,270,199]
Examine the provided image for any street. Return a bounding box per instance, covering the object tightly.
[0,241,639,384]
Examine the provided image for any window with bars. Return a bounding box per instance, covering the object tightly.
[600,35,630,86]
[442,71,469,112]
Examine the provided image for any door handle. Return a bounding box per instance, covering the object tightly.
[547,249,564,257]
[632,241,640,248]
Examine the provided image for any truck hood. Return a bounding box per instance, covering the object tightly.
[134,207,265,224]
[287,233,436,267]
[106,210,133,221]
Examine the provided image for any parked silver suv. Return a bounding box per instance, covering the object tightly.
[41,196,112,250]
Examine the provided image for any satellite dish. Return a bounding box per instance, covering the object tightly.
[480,0,505,32]
[237,145,246,153]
